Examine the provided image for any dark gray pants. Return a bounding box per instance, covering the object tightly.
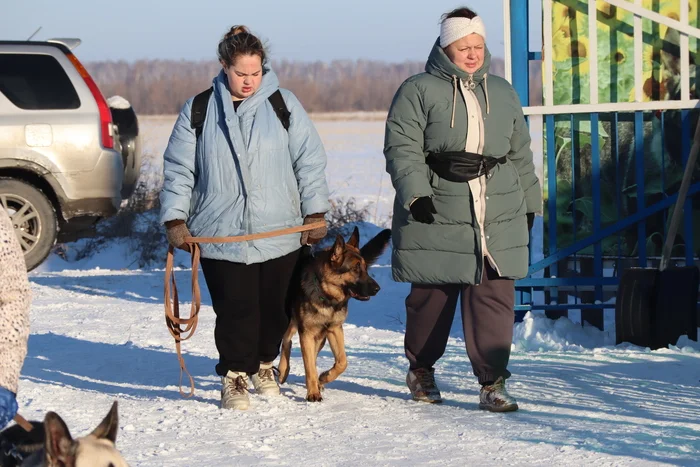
[404,258,514,385]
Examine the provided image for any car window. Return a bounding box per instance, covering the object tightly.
[0,53,80,110]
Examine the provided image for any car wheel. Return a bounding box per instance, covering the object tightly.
[0,179,58,271]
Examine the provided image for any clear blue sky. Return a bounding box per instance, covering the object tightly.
[3,0,542,63]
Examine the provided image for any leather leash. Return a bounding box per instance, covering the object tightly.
[12,413,33,432]
[164,222,326,398]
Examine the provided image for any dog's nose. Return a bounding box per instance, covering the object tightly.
[370,282,380,295]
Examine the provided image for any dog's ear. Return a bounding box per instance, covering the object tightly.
[44,411,75,464]
[347,226,360,248]
[330,234,345,265]
[89,400,119,443]
[360,229,391,266]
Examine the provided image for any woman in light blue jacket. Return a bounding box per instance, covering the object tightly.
[160,25,330,410]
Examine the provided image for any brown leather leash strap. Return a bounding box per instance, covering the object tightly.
[164,221,326,398]
[13,413,33,432]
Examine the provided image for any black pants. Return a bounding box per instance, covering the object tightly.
[201,248,301,376]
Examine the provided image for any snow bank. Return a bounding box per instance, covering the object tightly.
[107,95,133,109]
[512,312,615,351]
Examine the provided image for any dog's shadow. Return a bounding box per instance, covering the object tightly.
[22,333,217,404]
[280,371,410,402]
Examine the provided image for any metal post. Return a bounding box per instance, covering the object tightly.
[510,0,530,322]
[510,0,530,107]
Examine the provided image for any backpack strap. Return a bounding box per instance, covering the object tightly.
[268,89,291,131]
[189,87,290,137]
[190,87,213,138]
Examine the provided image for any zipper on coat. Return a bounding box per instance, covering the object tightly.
[225,108,252,262]
[457,76,504,283]
[475,254,483,286]
[466,73,476,90]
[469,84,504,278]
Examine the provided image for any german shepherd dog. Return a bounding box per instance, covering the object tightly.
[278,226,391,402]
[0,401,128,466]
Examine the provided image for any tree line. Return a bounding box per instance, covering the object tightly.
[86,58,543,115]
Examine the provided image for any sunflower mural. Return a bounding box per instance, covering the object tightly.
[545,0,700,260]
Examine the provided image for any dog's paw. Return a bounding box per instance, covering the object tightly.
[319,371,330,385]
[306,392,323,402]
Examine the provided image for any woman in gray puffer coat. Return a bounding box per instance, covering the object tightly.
[384,6,541,412]
[0,208,31,429]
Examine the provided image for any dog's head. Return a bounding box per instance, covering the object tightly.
[324,227,391,301]
[30,401,128,467]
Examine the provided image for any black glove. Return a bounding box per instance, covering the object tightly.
[410,196,437,224]
[527,213,535,231]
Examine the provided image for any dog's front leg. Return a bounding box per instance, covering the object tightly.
[319,325,347,386]
[299,330,322,401]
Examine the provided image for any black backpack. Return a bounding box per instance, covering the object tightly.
[190,87,291,138]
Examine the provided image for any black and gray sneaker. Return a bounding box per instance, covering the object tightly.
[479,377,518,412]
[406,367,442,403]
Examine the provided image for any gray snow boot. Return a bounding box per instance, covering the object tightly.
[479,377,518,412]
[406,367,443,403]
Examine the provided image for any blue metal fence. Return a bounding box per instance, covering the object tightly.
[508,0,700,329]
[516,110,700,327]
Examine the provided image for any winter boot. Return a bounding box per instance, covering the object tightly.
[479,377,518,412]
[221,371,250,410]
[406,367,442,403]
[250,362,280,396]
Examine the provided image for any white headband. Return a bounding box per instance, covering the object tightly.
[440,16,486,48]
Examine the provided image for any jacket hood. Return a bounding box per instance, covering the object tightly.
[425,37,492,84]
[425,38,493,127]
[213,66,280,117]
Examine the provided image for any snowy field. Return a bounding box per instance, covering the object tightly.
[137,114,397,226]
[14,115,700,466]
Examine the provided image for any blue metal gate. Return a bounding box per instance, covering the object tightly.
[507,0,700,330]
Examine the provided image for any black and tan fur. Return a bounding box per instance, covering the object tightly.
[278,227,391,401]
[0,401,127,466]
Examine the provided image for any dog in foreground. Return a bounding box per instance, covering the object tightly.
[279,226,392,401]
[0,401,127,466]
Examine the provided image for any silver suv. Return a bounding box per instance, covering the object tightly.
[0,38,141,270]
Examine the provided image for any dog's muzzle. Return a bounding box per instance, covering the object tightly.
[350,279,380,301]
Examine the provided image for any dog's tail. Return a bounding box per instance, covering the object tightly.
[278,319,297,384]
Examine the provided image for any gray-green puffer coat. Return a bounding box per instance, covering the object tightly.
[383,39,542,285]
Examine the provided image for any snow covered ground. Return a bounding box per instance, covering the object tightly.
[13,116,700,466]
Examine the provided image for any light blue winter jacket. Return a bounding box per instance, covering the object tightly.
[159,68,330,264]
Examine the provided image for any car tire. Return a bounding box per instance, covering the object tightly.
[0,179,58,271]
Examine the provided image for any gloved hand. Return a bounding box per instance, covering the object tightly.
[0,386,18,430]
[300,213,328,245]
[527,212,535,231]
[409,196,437,224]
[165,219,192,252]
